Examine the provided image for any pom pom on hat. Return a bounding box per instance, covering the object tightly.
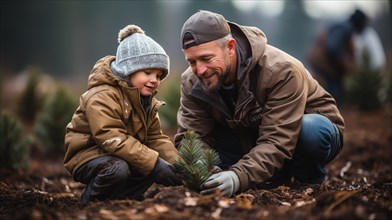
[111,24,170,81]
[117,25,145,43]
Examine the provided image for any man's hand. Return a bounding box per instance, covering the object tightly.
[151,158,182,186]
[200,171,240,197]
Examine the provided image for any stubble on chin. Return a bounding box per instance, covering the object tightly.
[201,77,221,92]
[199,71,224,92]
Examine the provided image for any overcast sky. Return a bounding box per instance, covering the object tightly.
[231,0,389,19]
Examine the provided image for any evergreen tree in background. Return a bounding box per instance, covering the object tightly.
[386,72,392,103]
[17,69,44,122]
[174,130,221,192]
[157,77,181,130]
[345,50,383,111]
[34,85,77,153]
[0,112,31,169]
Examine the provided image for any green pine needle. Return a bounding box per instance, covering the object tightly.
[174,130,221,192]
[0,112,31,169]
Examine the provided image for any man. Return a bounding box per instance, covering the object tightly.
[308,9,374,106]
[350,9,386,72]
[175,10,345,197]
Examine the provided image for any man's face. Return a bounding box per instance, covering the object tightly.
[183,40,233,92]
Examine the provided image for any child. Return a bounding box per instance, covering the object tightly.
[64,25,180,204]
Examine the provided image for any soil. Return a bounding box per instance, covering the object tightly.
[1,105,391,220]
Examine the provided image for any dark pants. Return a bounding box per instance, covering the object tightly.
[324,74,344,107]
[215,114,341,184]
[74,156,153,204]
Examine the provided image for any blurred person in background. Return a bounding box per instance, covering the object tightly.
[346,9,387,109]
[175,10,345,197]
[308,10,355,106]
[351,9,386,72]
[308,9,386,106]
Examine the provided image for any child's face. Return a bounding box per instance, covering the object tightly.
[129,68,163,96]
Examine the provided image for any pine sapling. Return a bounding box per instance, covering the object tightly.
[0,112,31,169]
[17,69,44,122]
[174,130,221,192]
[34,85,77,153]
[345,49,383,110]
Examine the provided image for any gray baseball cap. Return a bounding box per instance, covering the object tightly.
[181,10,231,49]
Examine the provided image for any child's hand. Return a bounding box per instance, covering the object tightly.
[151,158,182,186]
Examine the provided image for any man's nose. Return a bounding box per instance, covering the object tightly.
[195,62,207,77]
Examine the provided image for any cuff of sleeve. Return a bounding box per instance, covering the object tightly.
[138,149,159,176]
[228,171,240,194]
[230,168,248,192]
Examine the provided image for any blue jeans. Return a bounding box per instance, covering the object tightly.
[281,114,341,183]
[215,114,342,184]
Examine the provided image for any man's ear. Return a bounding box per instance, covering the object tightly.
[227,39,236,55]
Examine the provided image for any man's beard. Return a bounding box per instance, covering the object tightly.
[201,64,231,92]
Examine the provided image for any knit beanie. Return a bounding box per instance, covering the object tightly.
[111,25,170,81]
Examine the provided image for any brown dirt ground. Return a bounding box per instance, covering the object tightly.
[1,105,391,220]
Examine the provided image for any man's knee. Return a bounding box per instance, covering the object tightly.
[296,114,335,160]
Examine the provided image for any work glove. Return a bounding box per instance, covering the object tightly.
[200,170,240,197]
[151,157,182,186]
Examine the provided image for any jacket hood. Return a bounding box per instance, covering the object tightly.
[228,22,267,78]
[87,56,128,89]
